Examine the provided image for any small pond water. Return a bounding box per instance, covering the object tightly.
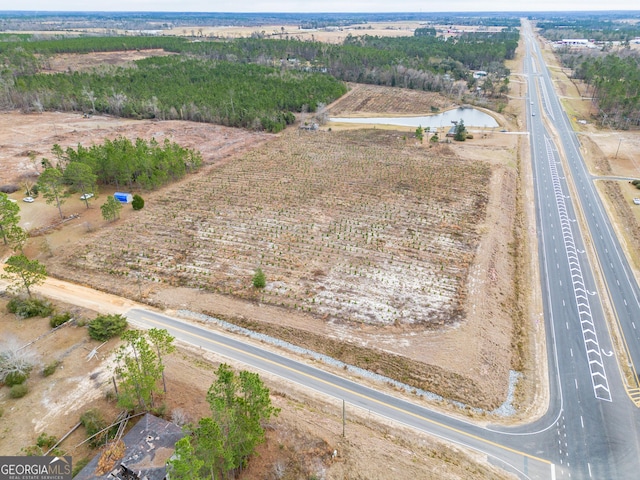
[329,107,499,129]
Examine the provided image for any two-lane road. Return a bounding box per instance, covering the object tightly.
[127,308,554,479]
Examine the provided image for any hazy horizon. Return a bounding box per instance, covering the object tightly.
[1,0,639,14]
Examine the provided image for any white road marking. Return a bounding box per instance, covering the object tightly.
[580,416,584,428]
[575,379,578,389]
[570,348,573,357]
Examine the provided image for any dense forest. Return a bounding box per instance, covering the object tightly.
[536,18,640,42]
[12,57,343,130]
[0,25,519,129]
[0,35,187,55]
[573,54,640,128]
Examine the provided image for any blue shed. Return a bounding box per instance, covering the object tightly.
[114,192,133,203]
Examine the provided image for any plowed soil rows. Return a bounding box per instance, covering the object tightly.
[329,83,453,115]
[52,129,489,328]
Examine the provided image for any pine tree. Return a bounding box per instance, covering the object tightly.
[2,254,47,297]
[115,330,163,411]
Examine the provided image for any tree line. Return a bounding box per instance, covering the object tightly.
[536,18,640,43]
[48,136,203,190]
[0,28,519,125]
[572,54,640,128]
[0,35,187,55]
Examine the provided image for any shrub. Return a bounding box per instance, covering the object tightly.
[22,445,43,456]
[88,314,128,341]
[132,194,145,211]
[631,179,640,186]
[252,268,266,289]
[10,383,29,398]
[72,458,90,477]
[7,297,54,319]
[171,408,190,427]
[36,432,57,449]
[50,312,71,328]
[150,403,167,418]
[80,409,108,447]
[4,371,28,386]
[42,361,60,377]
[21,433,60,456]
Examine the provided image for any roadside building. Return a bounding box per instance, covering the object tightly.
[74,414,183,480]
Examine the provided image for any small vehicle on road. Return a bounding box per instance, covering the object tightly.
[80,193,94,200]
[633,198,640,205]
[23,196,34,203]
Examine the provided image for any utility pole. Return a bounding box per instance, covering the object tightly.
[342,399,346,437]
[615,138,622,159]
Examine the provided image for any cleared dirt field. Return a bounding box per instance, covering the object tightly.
[41,49,174,74]
[328,83,454,116]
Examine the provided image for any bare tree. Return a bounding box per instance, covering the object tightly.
[315,102,329,125]
[108,90,127,116]
[82,86,96,113]
[0,336,40,383]
[20,173,38,197]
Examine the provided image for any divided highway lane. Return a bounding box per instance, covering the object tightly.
[126,308,554,479]
[534,35,640,401]
[521,24,640,479]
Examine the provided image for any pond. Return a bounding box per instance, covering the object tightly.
[329,107,499,129]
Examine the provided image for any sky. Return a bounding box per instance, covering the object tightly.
[5,0,639,13]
